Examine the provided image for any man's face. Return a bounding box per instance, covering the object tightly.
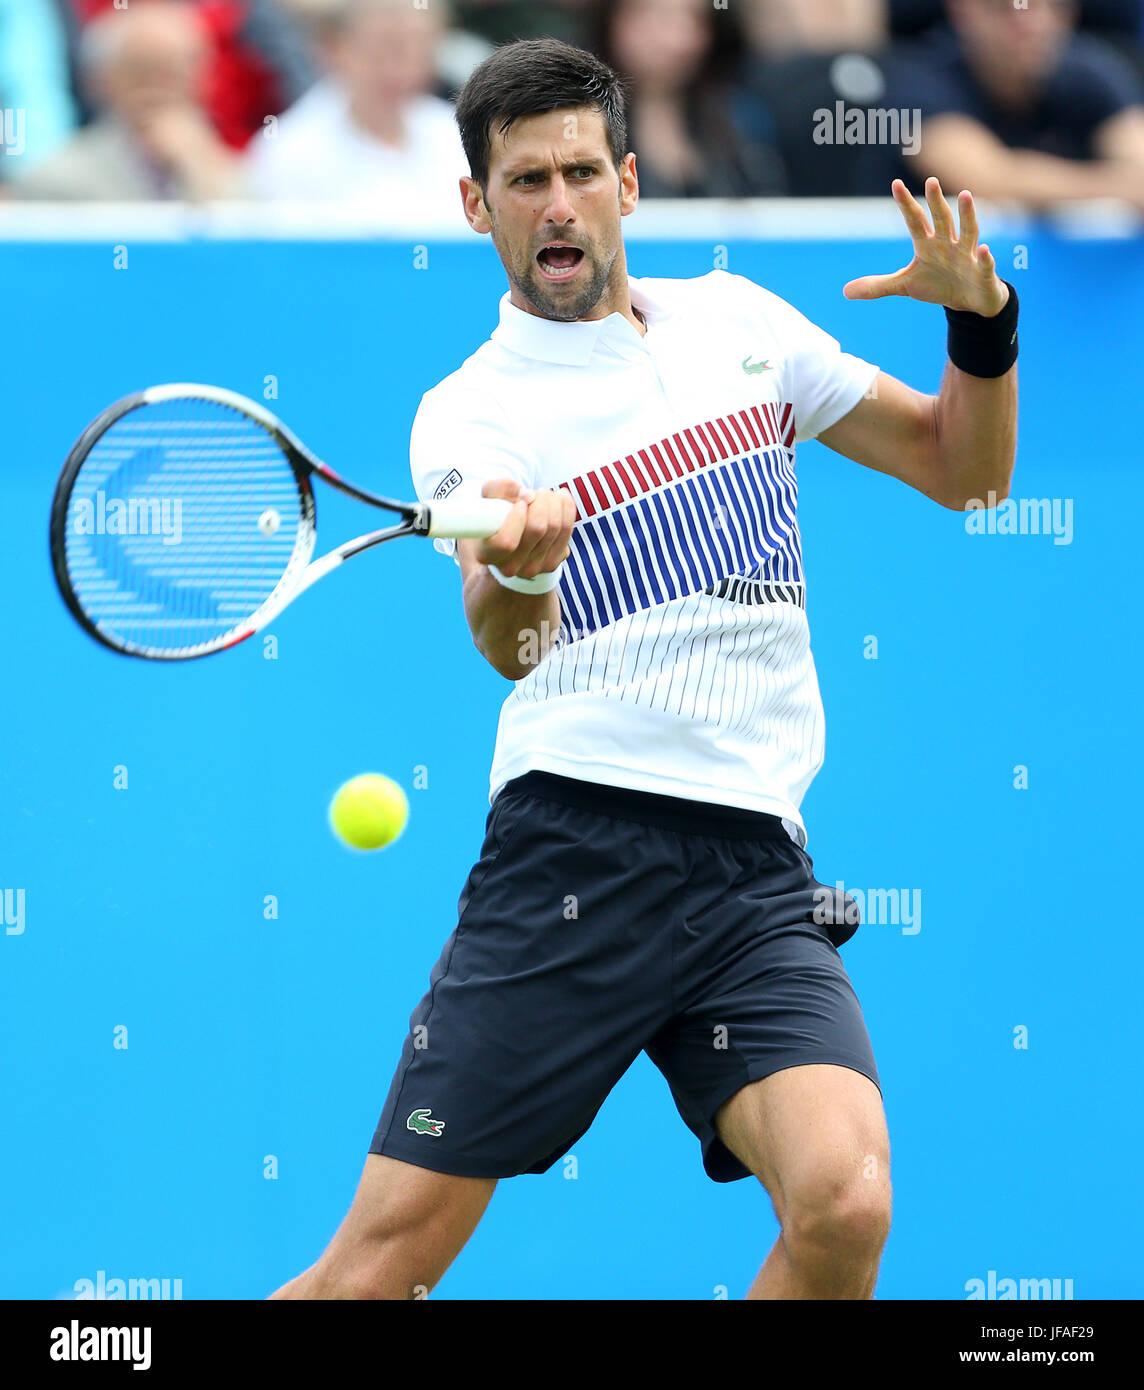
[609,0,711,90]
[98,13,207,122]
[949,0,1075,88]
[462,107,638,322]
[330,5,440,112]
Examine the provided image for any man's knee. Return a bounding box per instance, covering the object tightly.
[781,1164,892,1262]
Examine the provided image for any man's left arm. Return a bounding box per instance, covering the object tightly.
[817,177,1018,511]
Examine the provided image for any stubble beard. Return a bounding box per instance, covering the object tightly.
[513,245,618,322]
[489,207,621,322]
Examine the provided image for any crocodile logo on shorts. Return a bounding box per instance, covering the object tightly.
[407,1108,445,1137]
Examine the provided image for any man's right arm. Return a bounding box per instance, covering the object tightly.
[457,478,576,681]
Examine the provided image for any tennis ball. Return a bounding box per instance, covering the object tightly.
[329,773,408,851]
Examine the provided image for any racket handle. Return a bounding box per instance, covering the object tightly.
[426,496,514,539]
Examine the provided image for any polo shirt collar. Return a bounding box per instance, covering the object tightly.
[491,276,668,366]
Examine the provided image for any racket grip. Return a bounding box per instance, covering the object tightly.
[427,496,514,539]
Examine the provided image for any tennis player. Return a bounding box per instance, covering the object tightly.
[272,38,1018,1301]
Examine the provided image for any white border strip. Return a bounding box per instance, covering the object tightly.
[0,196,1087,242]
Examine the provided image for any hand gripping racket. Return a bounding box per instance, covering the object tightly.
[49,383,511,661]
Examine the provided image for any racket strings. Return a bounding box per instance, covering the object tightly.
[62,397,311,656]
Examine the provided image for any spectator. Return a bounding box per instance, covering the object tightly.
[62,0,318,148]
[744,0,889,55]
[449,1,597,51]
[0,0,79,184]
[593,0,787,197]
[281,0,494,101]
[890,0,1144,80]
[10,2,241,200]
[891,0,1141,45]
[241,0,468,226]
[893,0,1144,212]
[737,0,898,196]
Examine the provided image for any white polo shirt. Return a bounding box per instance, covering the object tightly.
[409,269,878,839]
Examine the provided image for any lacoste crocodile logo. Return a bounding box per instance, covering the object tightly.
[742,356,772,375]
[407,1108,445,1137]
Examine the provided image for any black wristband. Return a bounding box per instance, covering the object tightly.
[944,280,1019,378]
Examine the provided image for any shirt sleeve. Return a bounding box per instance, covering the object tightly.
[723,274,879,442]
[410,377,537,562]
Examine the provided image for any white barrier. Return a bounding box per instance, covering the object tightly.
[0,195,1097,242]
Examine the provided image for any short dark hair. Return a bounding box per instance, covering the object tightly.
[455,38,629,192]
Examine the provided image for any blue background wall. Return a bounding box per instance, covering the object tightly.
[1,231,1140,1299]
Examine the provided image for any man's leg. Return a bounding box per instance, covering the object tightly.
[714,1063,891,1300]
[269,1154,496,1300]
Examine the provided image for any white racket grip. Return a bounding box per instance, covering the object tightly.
[426,496,514,539]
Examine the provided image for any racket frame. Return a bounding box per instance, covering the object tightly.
[50,383,461,662]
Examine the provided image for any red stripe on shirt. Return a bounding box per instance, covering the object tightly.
[669,433,696,473]
[713,417,740,456]
[611,456,638,497]
[625,452,652,490]
[726,412,751,454]
[683,426,712,465]
[749,405,775,447]
[572,476,596,517]
[588,473,611,510]
[652,439,684,480]
[636,449,662,486]
[560,403,795,520]
[737,408,761,450]
[599,464,625,504]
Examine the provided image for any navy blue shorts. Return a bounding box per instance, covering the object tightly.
[369,771,880,1183]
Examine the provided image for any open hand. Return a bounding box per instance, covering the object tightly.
[843,177,1010,317]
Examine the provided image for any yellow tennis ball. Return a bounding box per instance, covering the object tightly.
[328,773,408,851]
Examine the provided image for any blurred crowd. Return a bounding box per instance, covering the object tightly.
[1,0,1143,216]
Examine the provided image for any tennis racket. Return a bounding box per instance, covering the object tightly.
[49,382,512,661]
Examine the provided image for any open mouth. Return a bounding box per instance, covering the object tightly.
[536,243,585,281]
